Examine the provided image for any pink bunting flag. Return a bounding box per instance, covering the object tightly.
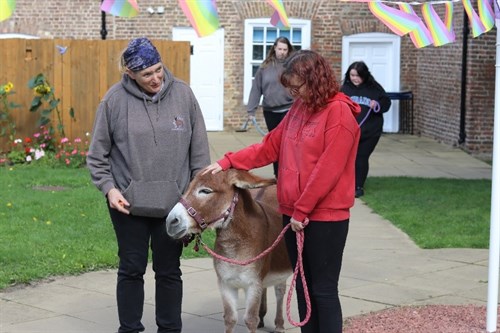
[267,0,290,29]
[100,0,139,18]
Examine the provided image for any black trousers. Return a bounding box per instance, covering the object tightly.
[263,110,288,177]
[356,132,381,189]
[283,215,349,333]
[109,207,183,333]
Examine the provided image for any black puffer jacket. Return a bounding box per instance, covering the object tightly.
[341,81,391,138]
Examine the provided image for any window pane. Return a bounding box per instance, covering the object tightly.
[253,45,264,60]
[265,45,272,57]
[280,30,290,40]
[292,29,302,44]
[267,29,277,43]
[252,65,260,77]
[253,28,264,43]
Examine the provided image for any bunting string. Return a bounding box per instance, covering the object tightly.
[343,0,498,48]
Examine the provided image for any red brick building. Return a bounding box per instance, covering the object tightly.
[0,0,495,159]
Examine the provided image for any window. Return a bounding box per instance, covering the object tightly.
[243,18,311,104]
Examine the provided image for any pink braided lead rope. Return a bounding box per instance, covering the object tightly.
[286,219,311,327]
[200,219,312,327]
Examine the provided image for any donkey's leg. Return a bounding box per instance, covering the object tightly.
[258,287,267,328]
[243,284,263,333]
[220,283,239,333]
[273,282,287,333]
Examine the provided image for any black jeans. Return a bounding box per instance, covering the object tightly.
[356,132,381,189]
[283,215,349,333]
[109,207,183,333]
[263,110,288,177]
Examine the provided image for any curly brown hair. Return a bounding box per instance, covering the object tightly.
[280,50,339,113]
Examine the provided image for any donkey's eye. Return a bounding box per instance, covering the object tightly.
[199,188,213,195]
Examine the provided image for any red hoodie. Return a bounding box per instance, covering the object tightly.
[218,92,360,222]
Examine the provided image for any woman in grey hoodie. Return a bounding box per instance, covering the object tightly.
[247,36,295,177]
[87,37,210,333]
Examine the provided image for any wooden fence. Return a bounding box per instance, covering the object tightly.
[0,39,190,151]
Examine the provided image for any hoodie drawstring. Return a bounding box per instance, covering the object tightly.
[142,95,159,145]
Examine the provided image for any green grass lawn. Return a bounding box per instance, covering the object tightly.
[362,177,491,249]
[0,165,214,290]
[0,166,492,290]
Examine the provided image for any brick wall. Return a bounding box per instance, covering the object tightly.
[0,0,495,158]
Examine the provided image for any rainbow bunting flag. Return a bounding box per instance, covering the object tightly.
[368,2,421,36]
[0,0,16,22]
[421,2,455,47]
[100,0,139,18]
[462,0,494,37]
[179,0,220,37]
[398,3,433,48]
[267,0,290,29]
[478,0,495,29]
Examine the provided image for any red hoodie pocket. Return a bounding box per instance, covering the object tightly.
[277,168,300,206]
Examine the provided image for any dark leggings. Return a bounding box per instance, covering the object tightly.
[263,110,288,177]
[356,132,381,189]
[283,215,349,333]
[109,207,183,333]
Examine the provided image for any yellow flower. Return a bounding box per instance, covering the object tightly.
[4,82,13,93]
[46,220,52,225]
[6,202,12,208]
[33,84,51,96]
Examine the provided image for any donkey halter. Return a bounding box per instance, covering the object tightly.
[178,191,239,230]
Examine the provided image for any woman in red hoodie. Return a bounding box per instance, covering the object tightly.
[204,50,360,333]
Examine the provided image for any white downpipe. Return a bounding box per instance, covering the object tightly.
[487,19,500,333]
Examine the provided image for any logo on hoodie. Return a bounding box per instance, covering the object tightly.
[172,116,186,131]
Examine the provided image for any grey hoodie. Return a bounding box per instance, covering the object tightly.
[87,66,210,218]
[247,59,293,116]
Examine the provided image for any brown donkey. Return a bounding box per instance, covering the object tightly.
[166,169,291,333]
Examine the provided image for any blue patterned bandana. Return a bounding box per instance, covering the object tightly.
[123,37,162,72]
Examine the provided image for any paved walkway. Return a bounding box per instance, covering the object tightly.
[0,131,493,333]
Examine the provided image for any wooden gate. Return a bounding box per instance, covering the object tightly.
[0,39,190,150]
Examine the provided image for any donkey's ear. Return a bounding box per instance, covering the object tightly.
[227,169,276,189]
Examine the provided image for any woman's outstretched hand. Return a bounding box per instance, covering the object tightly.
[202,162,223,175]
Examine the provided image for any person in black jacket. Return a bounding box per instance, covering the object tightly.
[341,61,391,198]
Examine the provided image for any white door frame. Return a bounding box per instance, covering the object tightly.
[172,28,224,131]
[342,33,401,132]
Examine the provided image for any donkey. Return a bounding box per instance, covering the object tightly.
[166,169,292,333]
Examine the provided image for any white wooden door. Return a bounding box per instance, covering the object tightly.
[172,28,224,131]
[342,33,401,133]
